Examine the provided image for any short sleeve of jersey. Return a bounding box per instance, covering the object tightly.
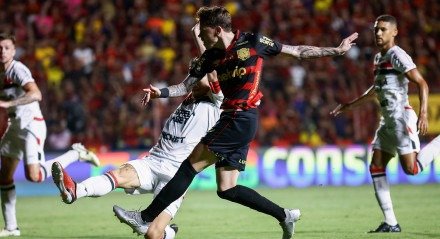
[13,62,34,86]
[390,48,416,73]
[251,33,283,57]
[189,49,225,78]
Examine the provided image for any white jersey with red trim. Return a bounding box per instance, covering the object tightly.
[0,60,43,128]
[148,91,223,166]
[373,45,416,122]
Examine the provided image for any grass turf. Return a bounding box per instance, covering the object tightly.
[7,184,440,238]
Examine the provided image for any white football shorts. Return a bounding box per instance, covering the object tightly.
[0,117,46,164]
[372,108,420,156]
[125,157,184,218]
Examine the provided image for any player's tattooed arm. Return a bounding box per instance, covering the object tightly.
[165,75,201,97]
[282,45,343,60]
[281,32,358,60]
[0,82,42,108]
[141,74,202,105]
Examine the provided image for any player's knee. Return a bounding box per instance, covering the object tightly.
[0,178,13,186]
[402,165,417,175]
[25,171,42,183]
[217,186,237,200]
[369,164,385,175]
[145,227,163,239]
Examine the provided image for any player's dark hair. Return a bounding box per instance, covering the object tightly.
[0,33,16,45]
[376,15,397,27]
[196,6,232,32]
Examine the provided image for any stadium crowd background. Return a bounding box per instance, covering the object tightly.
[1,0,439,152]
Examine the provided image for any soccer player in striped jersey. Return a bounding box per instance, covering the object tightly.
[51,23,223,239]
[0,33,99,237]
[116,6,358,239]
[331,15,440,233]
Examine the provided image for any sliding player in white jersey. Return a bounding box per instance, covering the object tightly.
[0,33,99,237]
[52,73,222,239]
[331,15,440,233]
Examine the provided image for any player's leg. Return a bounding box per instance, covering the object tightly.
[0,156,20,237]
[114,158,181,238]
[52,161,141,204]
[416,135,440,170]
[397,108,440,174]
[399,134,440,175]
[216,166,300,239]
[145,212,176,239]
[369,149,401,232]
[0,122,22,236]
[396,109,423,175]
[139,143,217,222]
[25,120,99,182]
[42,143,99,170]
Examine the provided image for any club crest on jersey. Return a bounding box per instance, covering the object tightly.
[237,48,250,61]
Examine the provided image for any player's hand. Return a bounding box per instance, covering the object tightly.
[191,22,200,36]
[337,32,359,54]
[0,100,10,109]
[417,112,428,135]
[330,104,349,117]
[141,84,161,106]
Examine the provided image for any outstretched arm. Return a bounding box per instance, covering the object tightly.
[406,68,429,135]
[330,85,376,117]
[141,74,202,105]
[281,33,358,60]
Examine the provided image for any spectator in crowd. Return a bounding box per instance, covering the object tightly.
[1,0,439,151]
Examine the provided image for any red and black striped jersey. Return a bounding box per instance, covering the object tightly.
[190,30,282,110]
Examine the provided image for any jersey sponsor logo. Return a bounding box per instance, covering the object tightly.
[218,66,247,81]
[237,48,250,61]
[161,132,185,143]
[236,41,249,46]
[259,36,274,47]
[171,108,193,124]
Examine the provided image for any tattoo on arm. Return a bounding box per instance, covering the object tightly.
[9,94,39,107]
[167,75,201,97]
[282,45,342,60]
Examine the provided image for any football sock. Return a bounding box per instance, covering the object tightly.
[163,225,176,239]
[41,150,79,179]
[217,185,285,222]
[77,172,118,198]
[141,160,197,222]
[370,166,398,226]
[0,183,18,230]
[417,135,440,172]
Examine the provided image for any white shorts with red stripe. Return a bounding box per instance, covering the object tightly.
[0,117,47,164]
[372,107,420,156]
[124,157,184,218]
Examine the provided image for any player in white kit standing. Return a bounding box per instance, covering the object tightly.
[0,33,100,237]
[331,15,440,232]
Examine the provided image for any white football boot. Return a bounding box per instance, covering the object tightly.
[0,228,20,237]
[279,208,301,239]
[72,143,100,166]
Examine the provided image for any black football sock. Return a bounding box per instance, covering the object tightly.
[141,159,197,222]
[217,185,285,222]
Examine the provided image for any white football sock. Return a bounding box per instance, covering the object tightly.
[76,173,117,199]
[0,184,17,230]
[417,135,440,171]
[372,175,397,226]
[163,225,176,239]
[40,150,79,179]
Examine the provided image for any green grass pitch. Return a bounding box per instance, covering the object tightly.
[7,184,440,238]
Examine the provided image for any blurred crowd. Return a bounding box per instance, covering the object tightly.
[1,0,439,152]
